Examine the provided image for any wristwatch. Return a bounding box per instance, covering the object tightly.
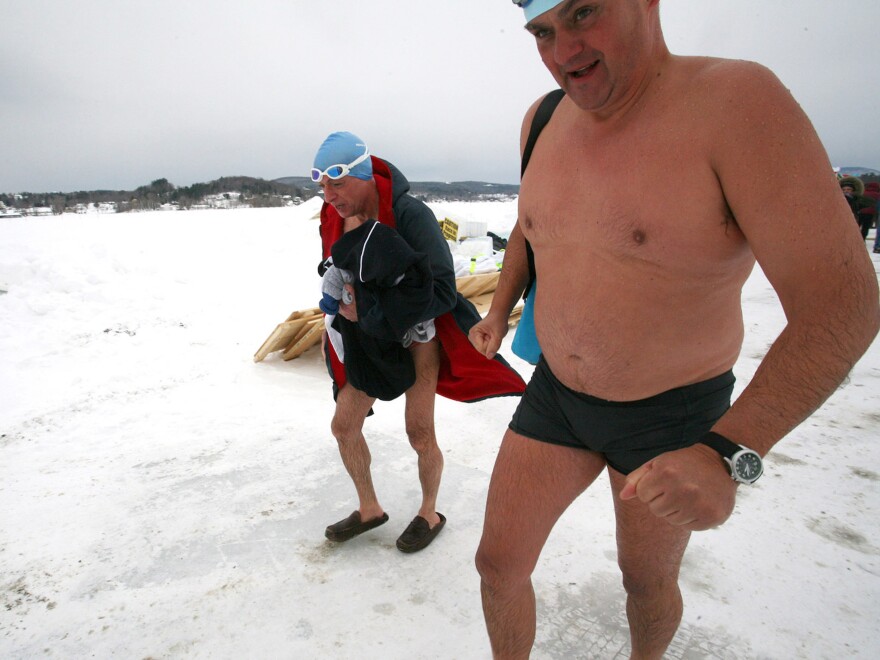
[698,431,764,484]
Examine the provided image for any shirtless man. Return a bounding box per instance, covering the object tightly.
[468,1,880,657]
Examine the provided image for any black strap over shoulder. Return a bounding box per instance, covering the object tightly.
[521,88,565,296]
[521,88,565,177]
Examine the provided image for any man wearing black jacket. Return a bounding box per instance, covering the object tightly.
[312,131,525,553]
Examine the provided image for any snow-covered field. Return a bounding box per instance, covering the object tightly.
[1,201,879,659]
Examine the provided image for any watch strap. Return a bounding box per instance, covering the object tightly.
[698,431,741,460]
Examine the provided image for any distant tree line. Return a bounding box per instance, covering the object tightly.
[275,176,521,203]
[1,176,313,214]
[2,174,524,214]
[5,173,878,214]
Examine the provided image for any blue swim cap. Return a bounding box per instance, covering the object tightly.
[312,131,373,181]
[516,0,564,22]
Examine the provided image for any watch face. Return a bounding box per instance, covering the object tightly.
[734,451,763,483]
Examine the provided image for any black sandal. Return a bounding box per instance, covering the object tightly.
[396,513,446,553]
[325,510,389,542]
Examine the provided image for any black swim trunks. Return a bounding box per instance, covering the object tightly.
[509,356,735,474]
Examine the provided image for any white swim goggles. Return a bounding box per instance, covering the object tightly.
[310,146,371,182]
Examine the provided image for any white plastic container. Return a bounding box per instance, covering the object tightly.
[458,236,493,258]
[460,219,489,238]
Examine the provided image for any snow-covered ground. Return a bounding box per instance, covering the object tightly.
[1,201,879,659]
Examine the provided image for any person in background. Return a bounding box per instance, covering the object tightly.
[839,176,874,240]
[861,181,880,253]
[468,1,880,657]
[312,131,526,553]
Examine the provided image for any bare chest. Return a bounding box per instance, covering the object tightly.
[519,116,746,273]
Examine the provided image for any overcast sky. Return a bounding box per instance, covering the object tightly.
[3,0,879,193]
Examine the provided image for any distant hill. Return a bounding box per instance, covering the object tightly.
[1,176,310,213]
[838,166,880,176]
[274,177,519,202]
[2,175,520,214]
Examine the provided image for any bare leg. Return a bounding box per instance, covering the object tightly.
[404,339,443,527]
[330,383,384,521]
[608,468,691,660]
[476,431,607,659]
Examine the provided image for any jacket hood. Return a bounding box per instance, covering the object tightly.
[379,158,411,205]
[839,176,865,195]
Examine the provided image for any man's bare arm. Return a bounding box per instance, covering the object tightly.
[709,62,879,454]
[469,222,530,358]
[622,62,880,529]
[469,96,545,358]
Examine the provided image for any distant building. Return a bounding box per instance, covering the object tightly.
[22,207,53,217]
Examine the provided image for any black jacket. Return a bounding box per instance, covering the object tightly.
[319,157,526,403]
